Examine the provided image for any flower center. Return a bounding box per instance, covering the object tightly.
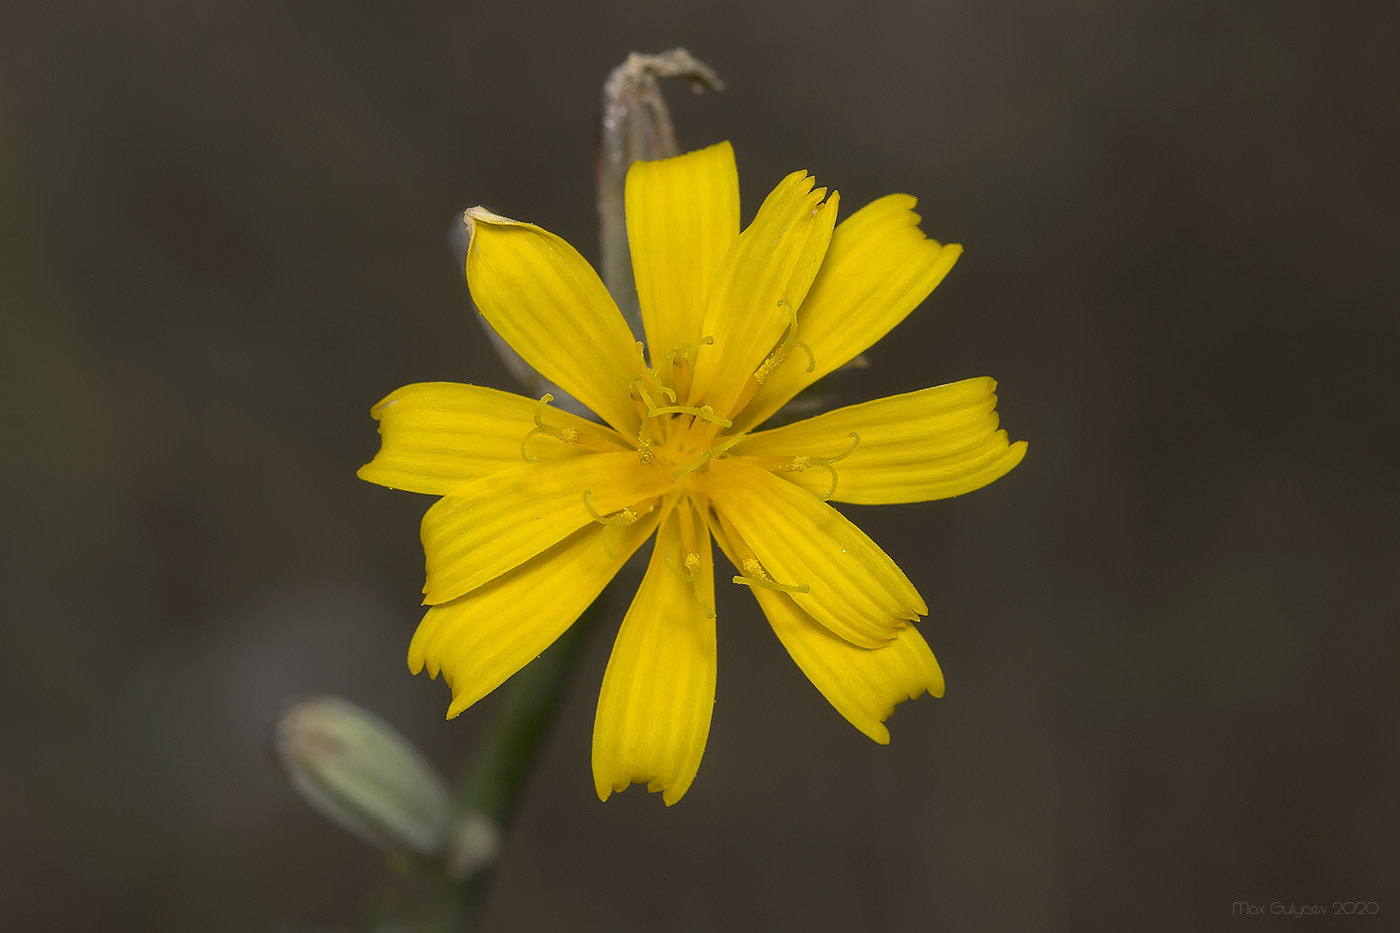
[638,409,745,480]
[629,339,746,482]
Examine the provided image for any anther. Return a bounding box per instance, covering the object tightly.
[731,556,810,595]
[582,489,640,560]
[753,300,816,385]
[521,393,579,462]
[778,432,860,499]
[664,554,696,583]
[663,336,712,402]
[665,552,715,619]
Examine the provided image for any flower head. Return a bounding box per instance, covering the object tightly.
[359,142,1025,805]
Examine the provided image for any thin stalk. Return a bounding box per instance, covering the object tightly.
[425,605,599,930]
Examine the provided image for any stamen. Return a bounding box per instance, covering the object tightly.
[639,393,733,427]
[520,393,579,462]
[753,299,817,385]
[673,433,746,479]
[636,363,733,457]
[732,575,811,594]
[633,379,727,427]
[664,336,711,402]
[664,552,715,619]
[824,432,861,463]
[791,340,816,373]
[662,335,715,368]
[633,380,657,414]
[630,341,674,406]
[776,432,861,499]
[582,488,606,522]
[582,489,641,560]
[731,556,810,595]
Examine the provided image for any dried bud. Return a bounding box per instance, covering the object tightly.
[450,49,723,417]
[597,49,724,328]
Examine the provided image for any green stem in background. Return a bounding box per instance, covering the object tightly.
[425,605,598,931]
[456,604,595,826]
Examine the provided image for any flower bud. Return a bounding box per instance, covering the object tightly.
[274,696,453,857]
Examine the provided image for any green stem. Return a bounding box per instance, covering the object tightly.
[430,601,601,930]
[456,606,595,825]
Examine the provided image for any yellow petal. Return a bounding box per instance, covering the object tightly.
[752,586,943,743]
[420,450,669,604]
[626,142,740,359]
[408,513,660,718]
[356,382,627,495]
[737,194,961,432]
[686,171,838,419]
[463,207,641,435]
[593,499,716,806]
[704,459,923,648]
[734,377,1027,504]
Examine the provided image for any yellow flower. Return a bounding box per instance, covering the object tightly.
[358,141,1026,805]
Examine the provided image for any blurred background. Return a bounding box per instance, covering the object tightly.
[3,0,1396,930]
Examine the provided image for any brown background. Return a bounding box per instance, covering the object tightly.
[2,1,1396,930]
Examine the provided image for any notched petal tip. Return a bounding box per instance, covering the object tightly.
[591,509,715,807]
[781,167,815,190]
[751,585,945,746]
[591,774,696,806]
